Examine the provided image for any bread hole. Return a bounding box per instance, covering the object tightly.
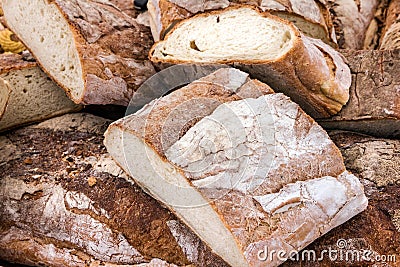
[69,65,75,70]
[40,36,44,43]
[60,65,66,71]
[22,89,27,93]
[217,16,220,23]
[190,40,201,51]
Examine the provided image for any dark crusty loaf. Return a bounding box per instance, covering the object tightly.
[0,113,229,267]
[0,53,80,132]
[105,68,367,267]
[318,49,400,138]
[2,0,156,105]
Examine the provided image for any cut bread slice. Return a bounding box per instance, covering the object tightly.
[149,6,351,118]
[0,53,80,132]
[2,0,156,105]
[104,68,368,267]
[147,0,337,46]
[0,77,10,119]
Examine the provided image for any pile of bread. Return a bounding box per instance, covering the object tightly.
[0,0,399,266]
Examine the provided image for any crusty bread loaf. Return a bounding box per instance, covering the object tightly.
[318,49,400,138]
[2,0,156,105]
[149,6,351,118]
[322,0,379,49]
[0,113,229,267]
[0,77,9,120]
[147,0,337,46]
[0,53,80,132]
[104,68,368,267]
[380,0,400,50]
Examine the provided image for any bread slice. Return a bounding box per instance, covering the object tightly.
[2,0,156,105]
[0,77,10,120]
[149,6,351,118]
[104,68,368,267]
[0,53,80,132]
[147,0,337,46]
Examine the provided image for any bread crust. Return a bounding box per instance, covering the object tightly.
[318,49,400,138]
[380,0,400,50]
[322,0,379,49]
[0,77,10,120]
[0,53,36,74]
[148,0,337,46]
[3,0,156,106]
[149,6,351,118]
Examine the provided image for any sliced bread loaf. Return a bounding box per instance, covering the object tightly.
[0,53,80,132]
[104,68,368,267]
[2,0,156,105]
[149,6,351,118]
[148,0,337,46]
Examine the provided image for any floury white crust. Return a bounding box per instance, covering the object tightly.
[104,68,367,267]
[2,0,155,105]
[149,7,351,118]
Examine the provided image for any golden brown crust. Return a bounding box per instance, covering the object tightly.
[0,53,36,74]
[149,6,350,118]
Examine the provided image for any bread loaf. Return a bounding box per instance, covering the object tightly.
[380,0,400,50]
[104,68,368,267]
[149,6,351,118]
[2,0,156,105]
[0,113,229,267]
[281,130,400,266]
[147,0,337,46]
[0,53,80,132]
[318,49,400,138]
[322,0,379,49]
[0,77,9,120]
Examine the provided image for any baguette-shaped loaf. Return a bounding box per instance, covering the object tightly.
[0,113,229,267]
[318,49,400,138]
[104,68,368,267]
[2,0,156,105]
[0,53,80,132]
[150,7,351,118]
[148,0,336,46]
